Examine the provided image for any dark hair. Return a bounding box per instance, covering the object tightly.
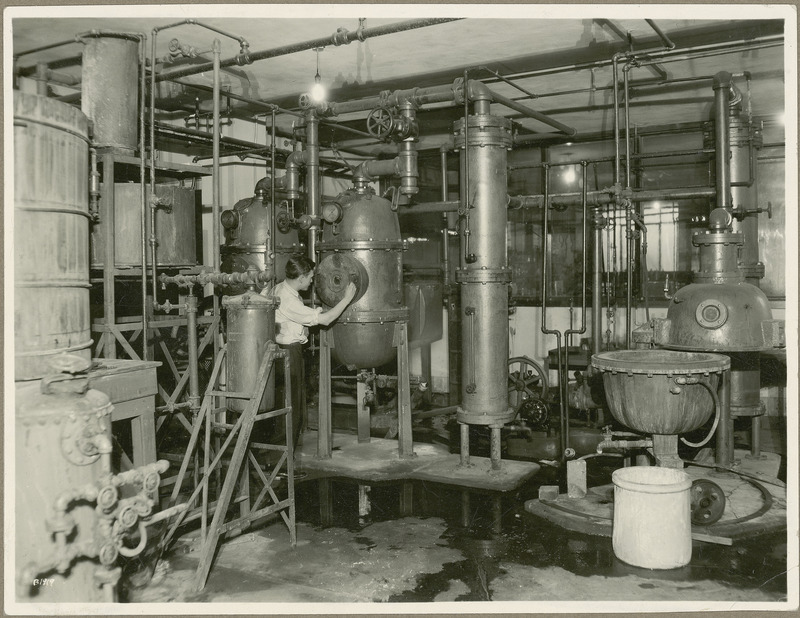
[285,255,315,280]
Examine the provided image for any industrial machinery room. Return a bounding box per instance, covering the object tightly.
[6,6,797,613]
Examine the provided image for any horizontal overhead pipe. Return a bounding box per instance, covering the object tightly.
[509,186,716,209]
[327,79,576,135]
[156,19,461,82]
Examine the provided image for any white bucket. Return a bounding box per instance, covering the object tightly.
[612,466,692,569]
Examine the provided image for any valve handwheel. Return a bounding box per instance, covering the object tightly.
[508,356,549,413]
[366,107,395,139]
[690,478,726,525]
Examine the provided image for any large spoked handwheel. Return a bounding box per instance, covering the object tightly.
[508,356,549,411]
[366,107,396,140]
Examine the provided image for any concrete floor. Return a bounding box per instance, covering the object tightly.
[123,442,792,611]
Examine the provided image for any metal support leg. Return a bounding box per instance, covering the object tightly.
[396,322,414,458]
[751,416,762,458]
[460,422,470,466]
[490,426,502,471]
[358,484,371,520]
[318,329,333,459]
[357,378,370,443]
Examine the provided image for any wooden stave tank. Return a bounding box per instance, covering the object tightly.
[14,92,92,380]
[15,376,113,602]
[591,350,730,435]
[316,189,409,369]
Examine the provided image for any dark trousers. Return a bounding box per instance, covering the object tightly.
[278,342,305,449]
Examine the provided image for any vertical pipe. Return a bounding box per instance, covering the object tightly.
[612,55,622,186]
[440,147,451,287]
[592,208,604,354]
[713,72,733,212]
[623,66,632,190]
[186,291,201,413]
[270,109,276,284]
[306,109,320,261]
[148,32,158,312]
[540,163,565,457]
[102,152,116,359]
[212,39,222,356]
[139,37,148,360]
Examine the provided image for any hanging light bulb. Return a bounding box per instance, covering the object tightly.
[310,47,326,103]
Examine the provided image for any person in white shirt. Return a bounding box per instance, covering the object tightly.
[266,255,356,448]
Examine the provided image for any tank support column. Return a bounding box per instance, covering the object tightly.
[357,373,370,443]
[317,329,333,459]
[395,321,414,459]
[716,368,733,467]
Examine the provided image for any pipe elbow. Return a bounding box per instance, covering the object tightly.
[713,71,733,90]
[467,79,493,102]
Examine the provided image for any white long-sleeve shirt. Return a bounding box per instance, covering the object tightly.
[272,280,322,345]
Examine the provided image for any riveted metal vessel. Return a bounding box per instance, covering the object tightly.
[592,350,729,435]
[91,183,199,268]
[14,92,92,380]
[454,113,515,427]
[15,374,113,602]
[221,188,300,292]
[316,188,408,369]
[223,291,277,412]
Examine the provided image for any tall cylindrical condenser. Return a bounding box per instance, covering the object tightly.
[454,113,515,427]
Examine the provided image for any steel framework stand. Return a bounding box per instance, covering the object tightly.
[317,321,414,459]
[160,341,295,592]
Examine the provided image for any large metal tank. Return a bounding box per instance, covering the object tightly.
[15,370,113,602]
[220,181,300,288]
[91,183,199,268]
[453,113,515,427]
[81,35,139,153]
[14,92,92,380]
[223,290,276,412]
[652,212,778,417]
[316,188,408,369]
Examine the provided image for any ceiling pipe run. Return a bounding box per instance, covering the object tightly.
[155,19,462,83]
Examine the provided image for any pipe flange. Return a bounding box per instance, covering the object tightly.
[453,115,513,149]
[318,239,405,251]
[696,299,728,329]
[338,308,409,324]
[455,267,511,284]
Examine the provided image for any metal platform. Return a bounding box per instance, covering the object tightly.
[525,450,786,545]
[297,431,540,491]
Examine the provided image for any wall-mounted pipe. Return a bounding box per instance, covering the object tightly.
[156,19,461,82]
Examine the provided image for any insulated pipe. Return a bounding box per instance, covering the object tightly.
[156,19,461,82]
[713,71,733,212]
[186,290,201,414]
